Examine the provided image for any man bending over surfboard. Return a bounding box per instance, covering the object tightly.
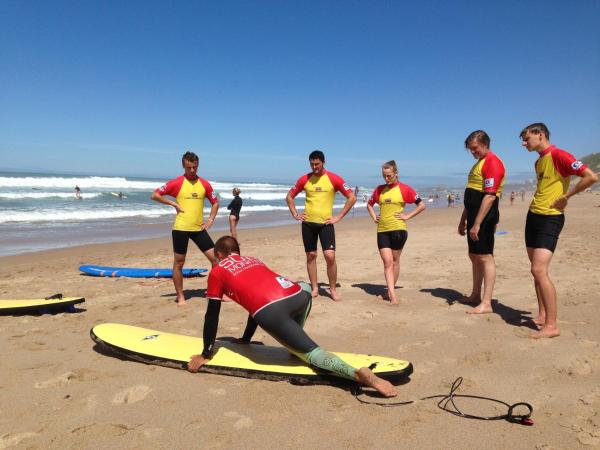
[188,236,398,397]
[152,151,219,306]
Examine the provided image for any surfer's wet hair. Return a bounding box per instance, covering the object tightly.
[382,160,398,173]
[215,236,240,257]
[182,151,199,166]
[309,150,325,162]
[520,123,550,140]
[465,130,490,148]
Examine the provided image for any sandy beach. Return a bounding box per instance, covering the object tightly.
[1,194,599,449]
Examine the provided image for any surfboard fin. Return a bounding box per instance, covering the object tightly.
[44,293,63,300]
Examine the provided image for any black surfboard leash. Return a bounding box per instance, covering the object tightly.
[352,376,534,426]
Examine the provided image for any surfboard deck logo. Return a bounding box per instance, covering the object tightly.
[91,323,413,385]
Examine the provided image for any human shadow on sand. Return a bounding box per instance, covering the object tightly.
[420,287,538,330]
[161,289,207,302]
[352,283,402,297]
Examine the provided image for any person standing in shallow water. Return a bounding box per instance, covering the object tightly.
[520,122,597,339]
[227,187,243,239]
[367,160,425,305]
[458,130,505,315]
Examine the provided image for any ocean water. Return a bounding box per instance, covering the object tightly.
[0,171,397,256]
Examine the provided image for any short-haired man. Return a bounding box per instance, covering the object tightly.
[286,150,356,301]
[187,236,397,397]
[520,123,598,338]
[152,151,219,306]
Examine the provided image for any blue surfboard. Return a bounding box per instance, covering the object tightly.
[79,265,207,278]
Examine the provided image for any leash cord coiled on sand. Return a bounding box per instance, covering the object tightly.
[352,377,534,425]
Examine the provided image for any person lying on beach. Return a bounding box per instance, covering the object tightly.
[187,236,397,397]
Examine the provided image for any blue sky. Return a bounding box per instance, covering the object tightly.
[1,0,599,188]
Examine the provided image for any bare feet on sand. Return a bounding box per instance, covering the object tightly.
[311,289,319,298]
[531,325,560,339]
[532,315,546,326]
[467,303,493,314]
[176,296,186,306]
[355,367,397,397]
[461,293,481,305]
[329,289,342,301]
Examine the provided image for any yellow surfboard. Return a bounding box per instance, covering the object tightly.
[91,323,413,384]
[0,297,85,314]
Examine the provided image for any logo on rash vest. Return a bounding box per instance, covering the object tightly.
[484,178,495,188]
[384,198,392,203]
[275,276,293,289]
[315,187,323,192]
[343,183,350,191]
[210,192,217,200]
[572,161,583,170]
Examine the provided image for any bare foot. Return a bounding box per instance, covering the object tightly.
[329,289,342,301]
[311,289,319,298]
[461,293,481,305]
[355,367,397,397]
[177,300,186,307]
[466,303,493,314]
[532,315,546,326]
[531,326,561,339]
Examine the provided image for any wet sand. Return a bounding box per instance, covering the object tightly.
[1,194,600,449]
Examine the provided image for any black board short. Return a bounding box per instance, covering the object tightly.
[301,222,335,253]
[525,211,565,252]
[172,230,214,255]
[377,230,408,250]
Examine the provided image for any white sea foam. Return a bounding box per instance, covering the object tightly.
[0,208,170,223]
[0,192,103,200]
[0,176,161,190]
[219,192,304,201]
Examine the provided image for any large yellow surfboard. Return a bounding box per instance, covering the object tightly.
[91,323,413,384]
[0,297,85,314]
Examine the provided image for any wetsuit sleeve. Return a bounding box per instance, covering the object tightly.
[241,315,258,342]
[201,299,222,358]
[399,183,422,205]
[155,176,184,197]
[199,178,219,205]
[481,155,505,194]
[551,149,588,177]
[328,172,353,198]
[288,174,309,199]
[367,186,381,206]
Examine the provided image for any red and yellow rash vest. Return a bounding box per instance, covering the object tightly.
[530,146,587,216]
[466,151,506,196]
[155,175,218,231]
[206,254,302,317]
[288,169,353,224]
[464,151,505,217]
[368,182,422,232]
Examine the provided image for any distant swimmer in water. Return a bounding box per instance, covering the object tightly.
[458,130,505,315]
[151,151,219,306]
[227,187,243,239]
[187,236,398,397]
[75,185,82,199]
[286,150,356,301]
[367,160,425,305]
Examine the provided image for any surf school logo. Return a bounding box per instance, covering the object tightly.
[343,183,350,191]
[275,276,293,289]
[191,193,199,198]
[384,198,392,203]
[484,178,495,188]
[572,161,583,170]
[315,187,323,192]
[142,334,160,341]
[210,192,217,200]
